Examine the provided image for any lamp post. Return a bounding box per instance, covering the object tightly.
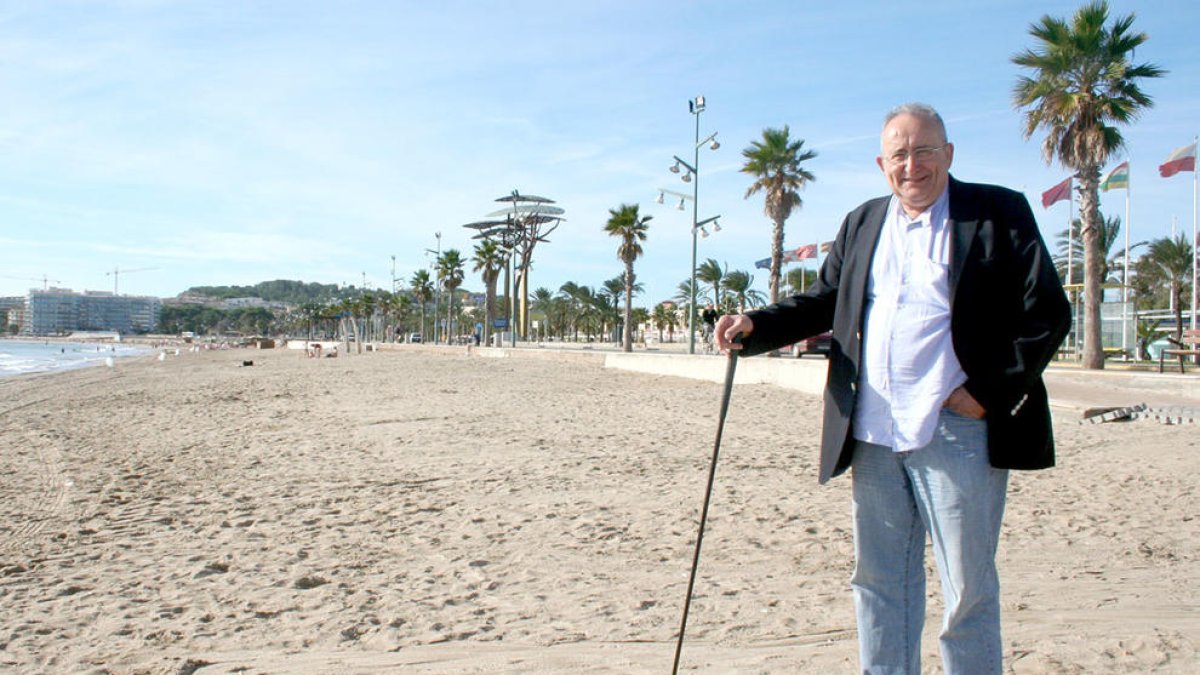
[666,95,720,354]
[425,231,442,344]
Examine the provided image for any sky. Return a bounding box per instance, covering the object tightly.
[2,0,1198,305]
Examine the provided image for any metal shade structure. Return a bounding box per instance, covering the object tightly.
[488,190,565,344]
[462,191,565,346]
[484,204,565,217]
[495,190,555,204]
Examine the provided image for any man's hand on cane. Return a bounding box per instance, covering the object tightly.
[714,314,753,353]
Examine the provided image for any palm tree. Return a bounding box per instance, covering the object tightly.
[600,276,625,344]
[603,203,652,352]
[473,239,506,346]
[392,293,413,340]
[673,279,697,305]
[631,307,650,345]
[410,269,434,341]
[374,291,396,342]
[696,258,728,311]
[740,126,817,304]
[558,282,588,342]
[1012,0,1164,368]
[652,302,673,343]
[724,269,768,312]
[785,266,816,296]
[1054,213,1145,286]
[437,249,466,343]
[1133,235,1194,343]
[297,301,322,339]
[531,286,564,341]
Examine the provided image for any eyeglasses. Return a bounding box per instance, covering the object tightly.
[885,145,946,166]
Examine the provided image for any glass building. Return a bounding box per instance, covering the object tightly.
[24,289,161,336]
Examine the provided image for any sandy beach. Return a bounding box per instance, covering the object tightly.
[0,345,1195,673]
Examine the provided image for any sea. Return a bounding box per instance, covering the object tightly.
[0,340,151,379]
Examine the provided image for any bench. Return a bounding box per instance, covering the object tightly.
[1159,328,1200,373]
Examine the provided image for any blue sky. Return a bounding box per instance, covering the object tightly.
[2,1,1197,304]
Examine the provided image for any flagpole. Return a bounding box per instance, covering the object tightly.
[1192,135,1197,331]
[1068,186,1078,359]
[1123,162,1131,358]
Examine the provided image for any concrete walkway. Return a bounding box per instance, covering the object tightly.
[383,341,1198,416]
[598,350,1200,416]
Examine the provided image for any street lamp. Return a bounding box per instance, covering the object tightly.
[425,231,442,344]
[663,95,720,354]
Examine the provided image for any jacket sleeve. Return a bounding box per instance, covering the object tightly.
[738,211,854,357]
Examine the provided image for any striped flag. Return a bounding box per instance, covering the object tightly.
[819,241,834,254]
[1159,142,1197,178]
[1041,177,1072,208]
[1099,162,1129,191]
[782,243,817,262]
[754,257,770,269]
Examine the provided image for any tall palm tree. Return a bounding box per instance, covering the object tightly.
[437,249,466,344]
[724,269,768,312]
[410,269,434,341]
[740,126,817,304]
[603,203,652,352]
[473,239,506,346]
[1012,0,1163,368]
[1133,235,1194,342]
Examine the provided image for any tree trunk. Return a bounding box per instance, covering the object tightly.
[623,261,634,352]
[1078,167,1105,370]
[484,273,496,346]
[769,217,784,305]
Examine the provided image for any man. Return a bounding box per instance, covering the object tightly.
[715,103,1069,674]
[700,303,719,346]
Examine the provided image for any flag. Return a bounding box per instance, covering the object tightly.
[1159,142,1197,178]
[786,243,818,262]
[819,241,834,254]
[1041,177,1072,208]
[754,257,770,269]
[1099,162,1129,192]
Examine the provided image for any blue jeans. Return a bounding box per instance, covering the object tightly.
[850,410,1008,675]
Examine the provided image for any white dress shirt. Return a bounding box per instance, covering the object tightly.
[853,187,967,452]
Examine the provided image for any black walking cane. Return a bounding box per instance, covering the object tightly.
[672,335,742,674]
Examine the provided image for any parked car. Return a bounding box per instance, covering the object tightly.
[793,331,832,358]
[407,333,422,343]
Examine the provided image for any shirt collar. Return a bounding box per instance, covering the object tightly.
[890,185,950,230]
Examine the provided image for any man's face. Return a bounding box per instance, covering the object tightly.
[876,113,954,217]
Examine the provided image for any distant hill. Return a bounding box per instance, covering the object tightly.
[181,279,479,306]
[182,280,349,305]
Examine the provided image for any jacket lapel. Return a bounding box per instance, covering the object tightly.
[849,198,889,316]
[947,177,978,306]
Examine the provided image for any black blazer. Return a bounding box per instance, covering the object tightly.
[741,177,1071,484]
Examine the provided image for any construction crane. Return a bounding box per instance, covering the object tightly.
[1,274,62,290]
[105,266,157,295]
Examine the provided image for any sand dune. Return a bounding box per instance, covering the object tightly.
[0,346,1195,673]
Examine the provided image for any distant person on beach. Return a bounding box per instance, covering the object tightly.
[700,303,718,347]
[715,103,1070,674]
